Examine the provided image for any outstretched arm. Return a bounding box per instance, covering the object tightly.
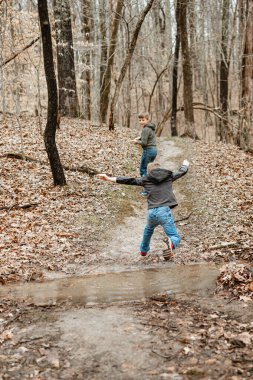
[97,174,117,183]
[172,160,190,181]
[97,174,144,186]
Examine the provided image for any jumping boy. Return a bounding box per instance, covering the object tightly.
[132,112,157,177]
[97,159,189,260]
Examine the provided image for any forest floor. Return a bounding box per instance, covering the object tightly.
[0,116,252,379]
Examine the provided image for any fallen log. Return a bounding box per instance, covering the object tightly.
[0,203,39,211]
[63,165,98,176]
[209,241,239,250]
[0,152,98,175]
[1,152,43,163]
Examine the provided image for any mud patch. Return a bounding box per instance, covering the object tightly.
[55,307,160,379]
[0,264,219,306]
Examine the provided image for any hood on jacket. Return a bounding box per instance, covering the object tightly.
[147,168,173,184]
[144,122,156,131]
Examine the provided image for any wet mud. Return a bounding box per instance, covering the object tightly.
[0,264,219,306]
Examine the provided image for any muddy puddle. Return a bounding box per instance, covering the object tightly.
[0,263,219,306]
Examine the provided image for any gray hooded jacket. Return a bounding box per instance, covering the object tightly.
[116,164,188,209]
[137,122,156,148]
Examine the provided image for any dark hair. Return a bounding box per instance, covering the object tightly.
[138,111,150,120]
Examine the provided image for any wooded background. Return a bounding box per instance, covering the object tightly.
[0,0,252,151]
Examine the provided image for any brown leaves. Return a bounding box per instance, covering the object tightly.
[177,139,253,264]
[0,330,13,344]
[216,263,253,299]
[136,295,253,379]
[0,116,139,283]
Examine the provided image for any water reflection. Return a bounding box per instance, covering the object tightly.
[0,264,219,306]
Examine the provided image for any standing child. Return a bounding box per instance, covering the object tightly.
[132,111,157,177]
[97,159,189,260]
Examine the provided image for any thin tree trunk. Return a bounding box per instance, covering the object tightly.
[148,66,168,113]
[108,0,155,131]
[89,0,101,123]
[238,0,246,118]
[53,0,79,117]
[0,3,7,116]
[9,8,20,118]
[165,0,172,51]
[81,0,92,120]
[239,0,253,151]
[218,0,230,142]
[179,0,195,138]
[188,0,200,90]
[99,0,107,99]
[125,65,131,128]
[170,0,180,136]
[153,0,166,117]
[100,0,124,123]
[38,0,66,186]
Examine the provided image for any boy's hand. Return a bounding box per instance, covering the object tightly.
[97,174,117,183]
[97,173,109,181]
[183,159,189,167]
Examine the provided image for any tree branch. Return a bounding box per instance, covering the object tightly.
[177,104,237,130]
[174,211,193,223]
[0,153,98,176]
[0,36,40,67]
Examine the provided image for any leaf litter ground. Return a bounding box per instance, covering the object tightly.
[0,116,252,379]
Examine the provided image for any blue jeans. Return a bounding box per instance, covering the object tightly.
[140,147,157,177]
[140,206,181,253]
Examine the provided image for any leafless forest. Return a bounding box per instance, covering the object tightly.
[1,2,253,378]
[0,0,253,149]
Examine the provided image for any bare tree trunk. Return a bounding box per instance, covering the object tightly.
[148,66,168,113]
[170,0,180,136]
[81,0,92,120]
[218,0,230,142]
[108,0,155,131]
[165,0,172,50]
[179,0,195,138]
[89,0,101,123]
[9,7,19,116]
[0,3,7,116]
[125,65,131,128]
[9,5,24,154]
[99,0,108,102]
[38,0,66,186]
[100,0,124,123]
[239,0,253,151]
[53,0,79,117]
[188,0,199,90]
[152,0,166,118]
[238,0,247,119]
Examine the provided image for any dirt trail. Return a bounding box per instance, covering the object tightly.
[1,138,252,380]
[1,139,191,379]
[70,138,188,276]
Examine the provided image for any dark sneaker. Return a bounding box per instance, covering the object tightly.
[162,237,174,261]
[140,251,147,257]
[140,191,148,197]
